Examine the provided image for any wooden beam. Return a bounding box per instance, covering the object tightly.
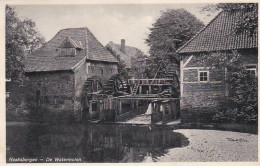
[151,102,155,114]
[117,97,179,101]
[149,86,152,94]
[131,100,135,109]
[89,102,93,120]
[128,78,173,81]
[136,100,139,108]
[139,85,142,94]
[180,59,183,97]
[225,67,229,97]
[136,84,172,86]
[119,100,122,114]
[183,55,193,68]
[183,67,210,70]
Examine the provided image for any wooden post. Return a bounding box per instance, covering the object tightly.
[115,99,118,116]
[152,132,155,145]
[161,104,165,116]
[155,101,160,113]
[131,100,135,109]
[174,101,177,119]
[90,129,93,143]
[151,102,155,114]
[136,100,139,108]
[119,100,122,114]
[89,102,93,120]
[108,98,112,109]
[161,104,166,124]
[163,130,166,146]
[99,100,103,120]
[149,85,152,94]
[119,129,122,144]
[180,59,183,97]
[139,85,142,94]
[225,67,229,97]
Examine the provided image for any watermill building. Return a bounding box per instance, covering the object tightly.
[25,27,119,121]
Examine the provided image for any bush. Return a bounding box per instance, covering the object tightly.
[213,70,258,124]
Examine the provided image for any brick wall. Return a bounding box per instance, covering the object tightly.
[74,62,87,120]
[182,83,226,108]
[182,67,226,109]
[181,53,226,114]
[25,61,118,121]
[87,61,118,81]
[25,71,75,121]
[183,69,197,82]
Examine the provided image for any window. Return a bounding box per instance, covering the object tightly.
[246,69,256,76]
[199,71,209,82]
[6,79,11,98]
[245,65,257,77]
[58,37,82,56]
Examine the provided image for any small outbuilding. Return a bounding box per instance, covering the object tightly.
[177,10,258,122]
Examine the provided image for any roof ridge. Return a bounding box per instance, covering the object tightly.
[109,42,141,51]
[86,28,114,57]
[84,27,89,59]
[176,10,223,53]
[60,27,88,31]
[86,28,105,47]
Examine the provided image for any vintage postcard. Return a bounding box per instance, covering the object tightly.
[1,0,259,165]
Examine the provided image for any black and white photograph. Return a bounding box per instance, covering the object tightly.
[3,0,258,164]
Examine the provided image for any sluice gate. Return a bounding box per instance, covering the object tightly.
[87,94,179,124]
[84,76,180,124]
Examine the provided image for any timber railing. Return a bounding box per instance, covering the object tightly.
[128,78,173,85]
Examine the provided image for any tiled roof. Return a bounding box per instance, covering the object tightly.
[177,10,258,54]
[106,42,145,68]
[25,27,118,72]
[60,36,84,49]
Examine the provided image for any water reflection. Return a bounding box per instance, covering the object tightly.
[7,123,189,163]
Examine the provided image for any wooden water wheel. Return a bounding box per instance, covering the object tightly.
[103,74,128,96]
[81,76,103,110]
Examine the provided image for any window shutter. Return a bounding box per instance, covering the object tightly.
[60,48,76,56]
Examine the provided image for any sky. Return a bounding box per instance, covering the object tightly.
[12,4,217,54]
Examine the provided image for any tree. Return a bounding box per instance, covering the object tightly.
[201,3,258,35]
[145,9,204,78]
[130,49,148,79]
[6,5,45,83]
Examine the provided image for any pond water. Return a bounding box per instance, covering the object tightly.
[6,123,189,163]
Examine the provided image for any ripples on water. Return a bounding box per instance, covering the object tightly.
[6,123,189,163]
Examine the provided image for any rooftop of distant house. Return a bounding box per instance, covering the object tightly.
[106,39,146,69]
[177,9,258,54]
[25,27,118,72]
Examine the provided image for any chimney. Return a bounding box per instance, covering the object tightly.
[121,39,125,54]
